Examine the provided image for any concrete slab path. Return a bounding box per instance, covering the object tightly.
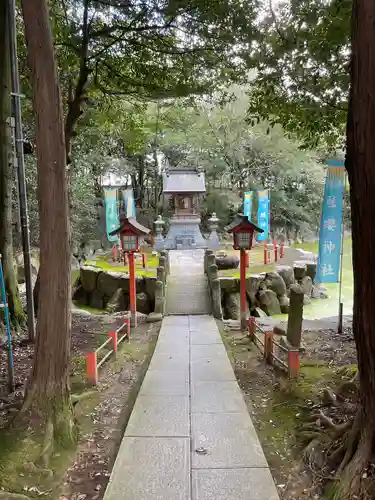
[103,315,279,500]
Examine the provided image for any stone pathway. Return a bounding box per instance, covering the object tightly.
[103,315,279,500]
[165,250,211,315]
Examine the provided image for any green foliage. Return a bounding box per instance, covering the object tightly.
[248,0,350,150]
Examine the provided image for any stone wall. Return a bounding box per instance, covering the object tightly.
[73,251,170,321]
[207,260,324,321]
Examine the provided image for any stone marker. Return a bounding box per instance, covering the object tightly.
[147,280,164,322]
[286,284,304,348]
[206,253,215,275]
[204,250,214,275]
[157,266,166,285]
[211,279,223,319]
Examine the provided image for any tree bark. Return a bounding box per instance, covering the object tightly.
[0,1,25,331]
[334,0,375,496]
[20,0,74,447]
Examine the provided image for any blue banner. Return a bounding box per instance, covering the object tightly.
[316,163,345,283]
[257,190,269,241]
[244,192,253,220]
[121,188,136,218]
[103,188,120,243]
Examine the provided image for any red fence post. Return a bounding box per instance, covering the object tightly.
[125,317,131,338]
[248,317,256,341]
[108,330,118,355]
[86,351,98,385]
[142,253,146,268]
[264,332,274,364]
[263,241,267,265]
[273,240,278,262]
[288,349,300,378]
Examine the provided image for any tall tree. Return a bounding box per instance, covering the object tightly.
[20,0,74,450]
[0,1,25,330]
[335,1,375,498]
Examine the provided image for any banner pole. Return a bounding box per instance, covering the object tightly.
[337,173,347,334]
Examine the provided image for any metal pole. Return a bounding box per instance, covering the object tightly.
[7,0,35,341]
[337,173,347,334]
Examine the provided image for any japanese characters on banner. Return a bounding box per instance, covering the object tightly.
[120,188,136,218]
[316,162,346,283]
[244,191,253,220]
[257,189,269,241]
[103,188,120,243]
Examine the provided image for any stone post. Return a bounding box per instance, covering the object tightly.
[208,263,218,283]
[157,266,166,286]
[160,250,169,275]
[154,280,164,315]
[206,254,215,277]
[204,250,214,275]
[286,284,304,347]
[159,256,166,274]
[211,278,223,319]
[286,284,304,378]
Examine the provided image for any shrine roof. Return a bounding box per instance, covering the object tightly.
[163,168,206,193]
[225,214,263,233]
[109,215,150,236]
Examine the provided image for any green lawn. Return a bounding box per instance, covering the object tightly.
[84,253,158,277]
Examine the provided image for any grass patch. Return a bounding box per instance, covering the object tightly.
[85,258,157,277]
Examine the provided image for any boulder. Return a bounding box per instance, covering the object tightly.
[90,290,104,309]
[303,295,312,306]
[265,272,287,297]
[136,292,151,315]
[80,266,101,293]
[251,307,267,318]
[258,289,281,316]
[276,265,295,287]
[293,264,306,280]
[279,295,290,314]
[224,292,249,320]
[312,285,329,299]
[72,283,89,305]
[300,276,313,297]
[147,312,163,323]
[306,262,317,282]
[215,255,239,270]
[145,276,157,301]
[107,288,128,313]
[219,277,239,294]
[273,325,286,335]
[246,275,262,304]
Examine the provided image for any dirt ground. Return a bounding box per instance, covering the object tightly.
[0,310,160,499]
[221,321,357,500]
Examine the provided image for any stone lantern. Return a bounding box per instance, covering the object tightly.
[154,215,165,251]
[207,212,220,251]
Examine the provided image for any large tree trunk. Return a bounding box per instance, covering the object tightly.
[20,0,74,450]
[0,1,25,331]
[334,0,375,497]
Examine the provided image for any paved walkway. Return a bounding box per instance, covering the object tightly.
[166,250,212,315]
[103,315,279,500]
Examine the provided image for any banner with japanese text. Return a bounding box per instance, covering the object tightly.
[316,162,345,283]
[103,188,120,243]
[120,188,136,218]
[257,189,269,241]
[244,192,253,220]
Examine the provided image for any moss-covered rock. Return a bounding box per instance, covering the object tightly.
[80,266,101,293]
[258,289,281,316]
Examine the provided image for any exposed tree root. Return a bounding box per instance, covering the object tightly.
[300,387,375,500]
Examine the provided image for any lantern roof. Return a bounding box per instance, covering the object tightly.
[225,214,263,234]
[109,214,150,236]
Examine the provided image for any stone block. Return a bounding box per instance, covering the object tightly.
[125,395,189,437]
[140,369,189,396]
[192,469,279,500]
[219,277,239,294]
[265,272,287,297]
[276,265,295,287]
[103,437,190,500]
[80,265,101,292]
[191,413,268,468]
[191,381,247,413]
